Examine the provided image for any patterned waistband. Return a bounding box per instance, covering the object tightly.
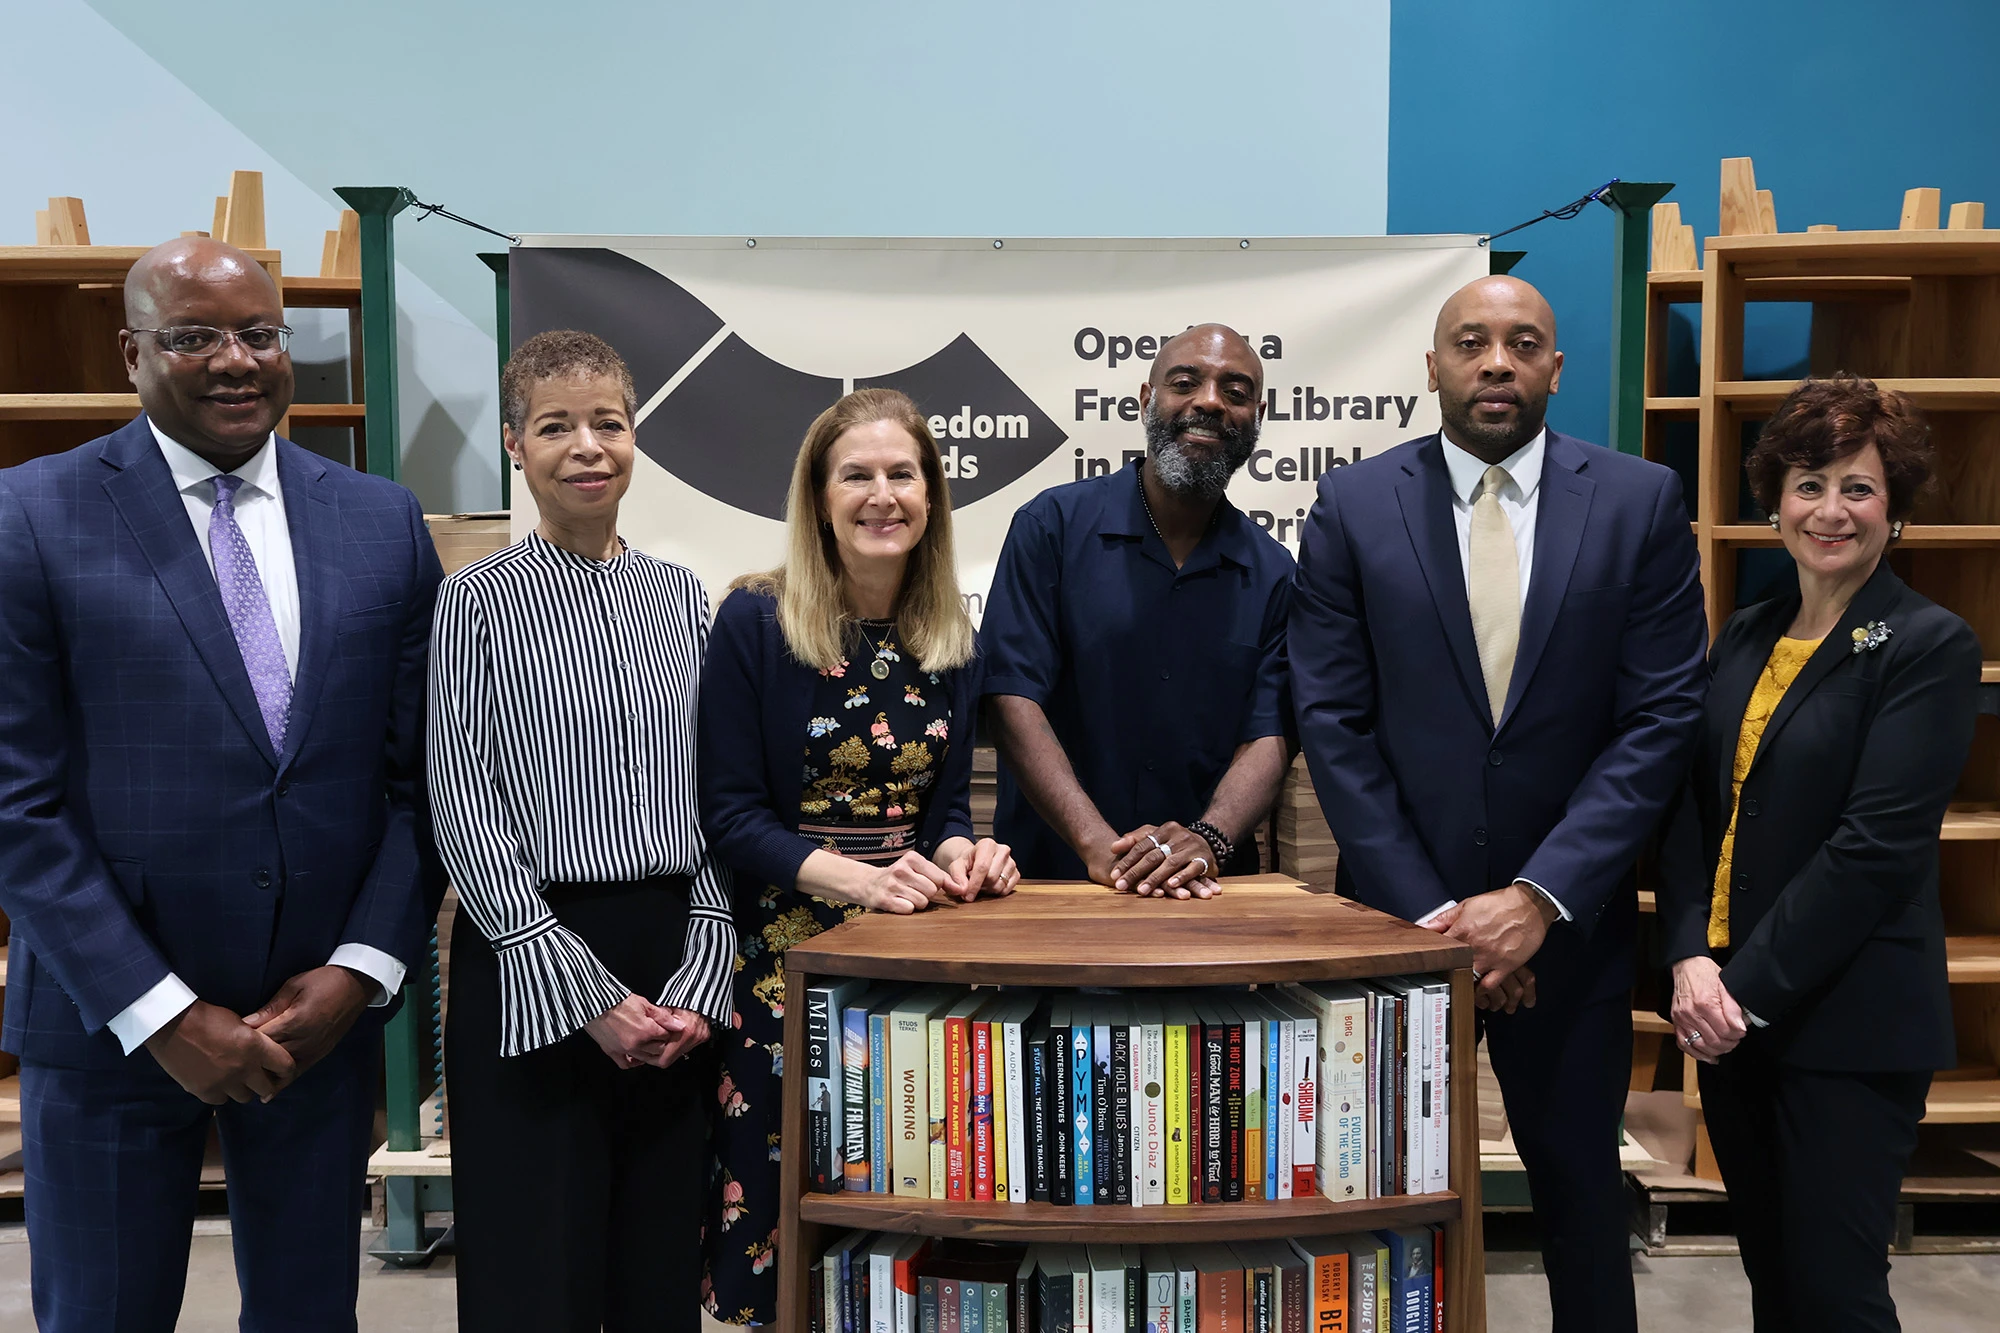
[797,820,920,865]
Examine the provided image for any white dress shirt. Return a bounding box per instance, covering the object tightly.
[106,423,405,1056]
[1420,427,1572,927]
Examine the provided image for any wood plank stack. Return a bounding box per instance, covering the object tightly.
[424,512,512,576]
[969,744,998,840]
[1274,754,1339,888]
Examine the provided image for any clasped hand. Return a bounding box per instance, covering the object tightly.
[146,963,374,1105]
[1420,883,1554,1014]
[1669,956,1747,1063]
[1097,822,1223,900]
[584,994,712,1071]
[849,841,1019,914]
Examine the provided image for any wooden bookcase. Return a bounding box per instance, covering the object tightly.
[776,876,1486,1332]
[1679,227,2000,1133]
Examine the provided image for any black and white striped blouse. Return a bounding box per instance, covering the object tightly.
[428,531,735,1056]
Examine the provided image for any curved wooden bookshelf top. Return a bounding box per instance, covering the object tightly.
[782,876,1471,986]
[0,246,280,284]
[797,1189,1461,1244]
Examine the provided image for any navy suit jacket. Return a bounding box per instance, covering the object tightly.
[698,588,978,915]
[1290,430,1707,1000]
[0,416,444,1069]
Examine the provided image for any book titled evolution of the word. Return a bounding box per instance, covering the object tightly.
[801,977,1453,1209]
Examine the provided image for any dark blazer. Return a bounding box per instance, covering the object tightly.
[1290,430,1708,1000]
[698,588,978,912]
[1657,560,1976,1071]
[0,416,443,1069]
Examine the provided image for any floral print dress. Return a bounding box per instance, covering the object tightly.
[704,621,949,1325]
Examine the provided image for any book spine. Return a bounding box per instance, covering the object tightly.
[871,1012,891,1193]
[1291,1010,1318,1200]
[1176,1264,1196,1333]
[972,1019,995,1201]
[1052,1020,1074,1205]
[1164,1020,1188,1206]
[990,1021,1010,1202]
[929,1016,948,1198]
[1186,1019,1204,1205]
[813,1259,827,1333]
[1015,1267,1034,1333]
[1004,1018,1028,1203]
[1427,985,1449,1195]
[891,1008,931,1196]
[943,1280,962,1333]
[1276,1016,1295,1200]
[895,1243,930,1333]
[1311,1252,1348,1333]
[1253,1267,1272,1333]
[1073,1025,1094,1205]
[1092,1023,1112,1204]
[921,1277,939,1333]
[1223,1019,1245,1202]
[843,1005,871,1192]
[1283,1260,1307,1333]
[1430,1224,1445,1333]
[1402,997,1420,1196]
[806,986,835,1191]
[1319,997,1368,1201]
[1200,1020,1225,1203]
[1266,1017,1282,1200]
[1110,1021,1132,1206]
[1029,1034,1052,1202]
[947,1015,971,1201]
[1244,1017,1263,1202]
[1140,1022,1165,1206]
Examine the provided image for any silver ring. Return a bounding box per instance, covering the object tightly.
[1190,857,1208,877]
[1147,834,1171,857]
[1682,1031,1701,1046]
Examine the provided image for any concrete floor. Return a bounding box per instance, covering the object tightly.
[1,1225,1996,1331]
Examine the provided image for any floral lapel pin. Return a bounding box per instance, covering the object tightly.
[1850,621,1892,655]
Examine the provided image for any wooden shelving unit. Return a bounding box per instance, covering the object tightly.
[776,877,1485,1332]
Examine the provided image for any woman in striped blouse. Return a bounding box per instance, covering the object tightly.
[699,389,1018,1323]
[429,330,734,1332]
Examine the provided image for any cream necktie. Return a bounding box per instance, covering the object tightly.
[1468,464,1521,724]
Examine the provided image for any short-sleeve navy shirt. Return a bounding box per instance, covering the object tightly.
[979,460,1295,879]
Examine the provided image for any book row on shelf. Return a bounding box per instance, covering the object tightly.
[803,976,1452,1208]
[813,1229,1445,1333]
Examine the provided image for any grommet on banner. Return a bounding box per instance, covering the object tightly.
[992,239,1003,249]
[1240,239,1251,248]
[746,238,757,248]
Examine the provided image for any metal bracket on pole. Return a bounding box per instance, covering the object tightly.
[478,251,512,508]
[1489,250,1528,276]
[1603,182,1675,457]
[332,187,411,483]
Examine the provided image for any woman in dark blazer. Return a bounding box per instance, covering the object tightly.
[1659,375,1980,1333]
[697,388,1017,1324]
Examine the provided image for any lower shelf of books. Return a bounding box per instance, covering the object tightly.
[799,1190,1462,1243]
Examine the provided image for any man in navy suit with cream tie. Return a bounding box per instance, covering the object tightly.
[1290,277,1707,1332]
[0,238,442,1330]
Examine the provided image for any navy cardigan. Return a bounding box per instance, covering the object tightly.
[698,588,980,916]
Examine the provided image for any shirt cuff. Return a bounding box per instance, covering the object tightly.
[1415,900,1459,928]
[657,911,739,1029]
[493,920,630,1057]
[107,973,199,1055]
[1744,1008,1768,1028]
[329,943,407,1007]
[1515,877,1573,922]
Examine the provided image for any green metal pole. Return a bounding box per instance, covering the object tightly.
[1604,181,1675,457]
[478,251,511,509]
[333,187,411,483]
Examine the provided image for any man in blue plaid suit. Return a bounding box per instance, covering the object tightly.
[0,237,444,1330]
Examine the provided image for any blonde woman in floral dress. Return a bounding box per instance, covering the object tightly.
[697,389,1017,1324]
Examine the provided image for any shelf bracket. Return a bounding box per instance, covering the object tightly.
[332,187,411,483]
[478,251,512,509]
[1604,182,1676,457]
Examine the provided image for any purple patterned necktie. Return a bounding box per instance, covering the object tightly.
[209,473,292,749]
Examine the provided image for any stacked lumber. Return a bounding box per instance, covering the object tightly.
[969,745,998,840]
[1273,754,1339,888]
[424,512,512,575]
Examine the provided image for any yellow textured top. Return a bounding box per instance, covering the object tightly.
[1709,635,1824,948]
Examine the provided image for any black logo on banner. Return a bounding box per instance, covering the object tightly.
[510,247,1067,521]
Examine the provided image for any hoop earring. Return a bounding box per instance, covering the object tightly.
[1891,520,1904,539]
[1768,513,1780,530]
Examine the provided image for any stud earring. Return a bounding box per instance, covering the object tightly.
[511,461,522,472]
[1891,520,1904,539]
[1768,513,1780,530]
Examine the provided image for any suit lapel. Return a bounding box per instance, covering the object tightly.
[1745,560,1904,781]
[101,417,277,767]
[1501,432,1593,728]
[1708,600,1790,815]
[1395,438,1489,724]
[276,442,336,772]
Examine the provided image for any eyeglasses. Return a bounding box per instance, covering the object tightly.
[129,325,293,358]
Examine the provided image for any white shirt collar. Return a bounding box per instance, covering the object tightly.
[1439,426,1546,505]
[148,416,282,502]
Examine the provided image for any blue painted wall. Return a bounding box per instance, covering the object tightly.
[1388,0,2000,447]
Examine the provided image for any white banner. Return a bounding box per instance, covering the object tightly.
[508,236,1488,617]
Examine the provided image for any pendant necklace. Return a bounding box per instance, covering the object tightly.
[867,623,895,679]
